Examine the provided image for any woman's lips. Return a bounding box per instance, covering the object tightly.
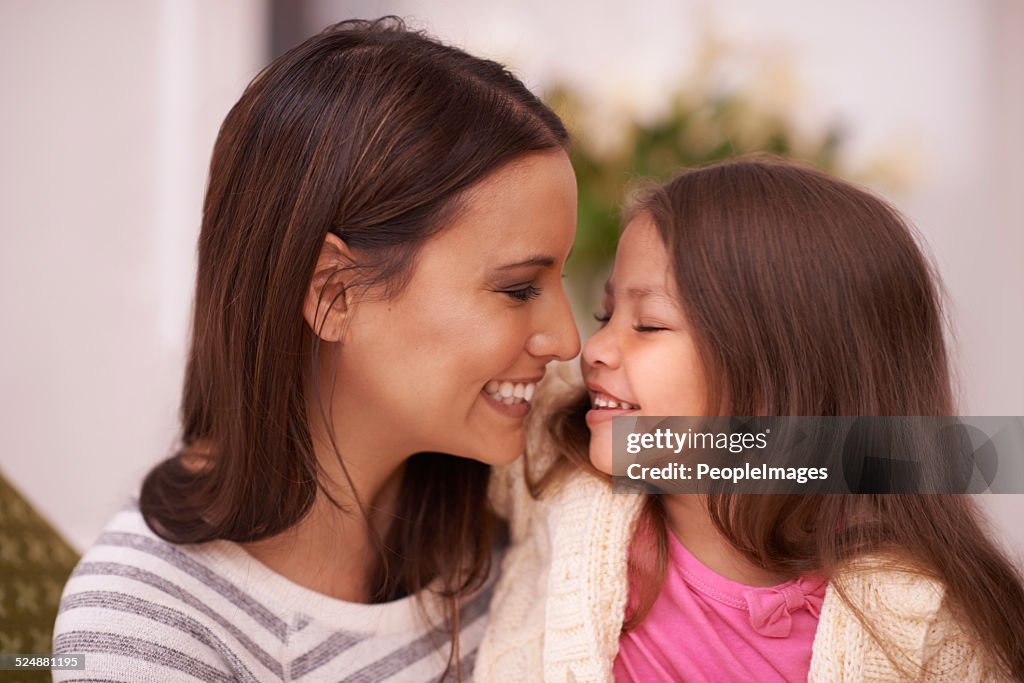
[481,377,541,419]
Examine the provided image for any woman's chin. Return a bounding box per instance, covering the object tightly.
[470,433,526,468]
[485,447,525,468]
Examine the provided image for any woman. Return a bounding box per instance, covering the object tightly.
[54,18,579,682]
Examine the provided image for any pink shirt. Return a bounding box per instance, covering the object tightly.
[614,531,826,682]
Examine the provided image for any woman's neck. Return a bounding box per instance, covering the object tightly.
[240,450,406,604]
[662,494,790,587]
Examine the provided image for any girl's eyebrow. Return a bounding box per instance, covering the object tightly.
[603,280,661,300]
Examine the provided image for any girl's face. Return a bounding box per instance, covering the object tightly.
[582,214,707,474]
[330,150,580,466]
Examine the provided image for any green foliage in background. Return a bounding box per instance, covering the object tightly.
[0,471,79,682]
[544,85,848,318]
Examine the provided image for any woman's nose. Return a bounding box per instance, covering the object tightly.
[526,289,581,361]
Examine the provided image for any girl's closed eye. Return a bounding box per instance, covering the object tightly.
[592,310,667,332]
[633,322,667,332]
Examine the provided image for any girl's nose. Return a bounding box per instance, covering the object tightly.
[581,320,620,370]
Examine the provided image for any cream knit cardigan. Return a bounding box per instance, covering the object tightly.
[476,432,999,682]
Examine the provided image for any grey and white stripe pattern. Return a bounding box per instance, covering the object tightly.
[53,505,494,682]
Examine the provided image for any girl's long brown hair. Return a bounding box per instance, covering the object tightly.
[139,17,568,678]
[544,158,1024,678]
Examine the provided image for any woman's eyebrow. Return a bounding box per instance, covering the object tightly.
[494,255,556,270]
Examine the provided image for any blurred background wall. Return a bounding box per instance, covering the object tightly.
[2,0,1022,558]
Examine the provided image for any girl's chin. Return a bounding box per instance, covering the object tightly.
[587,441,614,476]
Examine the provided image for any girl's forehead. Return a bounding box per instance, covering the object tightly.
[609,219,673,296]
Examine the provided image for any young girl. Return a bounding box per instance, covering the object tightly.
[477,158,1024,681]
[53,18,580,682]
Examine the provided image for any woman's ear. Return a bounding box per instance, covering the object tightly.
[303,233,357,342]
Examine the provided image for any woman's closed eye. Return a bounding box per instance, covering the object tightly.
[502,284,541,302]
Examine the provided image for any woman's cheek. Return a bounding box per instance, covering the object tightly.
[482,316,529,364]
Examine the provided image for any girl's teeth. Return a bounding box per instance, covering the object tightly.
[524,383,535,401]
[485,380,500,394]
[513,383,525,398]
[499,381,514,398]
[592,395,637,410]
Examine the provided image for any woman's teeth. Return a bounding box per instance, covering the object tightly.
[485,380,536,405]
[592,396,637,410]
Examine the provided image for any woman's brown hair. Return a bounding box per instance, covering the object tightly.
[545,158,1024,677]
[139,17,568,677]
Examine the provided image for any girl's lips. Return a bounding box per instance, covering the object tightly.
[585,406,639,426]
[585,382,638,408]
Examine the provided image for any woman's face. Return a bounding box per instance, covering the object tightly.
[581,214,707,474]
[330,150,580,466]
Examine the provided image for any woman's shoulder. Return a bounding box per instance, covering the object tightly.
[53,501,290,681]
[56,500,239,598]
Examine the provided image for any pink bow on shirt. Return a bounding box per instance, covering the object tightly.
[743,576,827,638]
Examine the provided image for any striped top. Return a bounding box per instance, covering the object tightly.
[52,502,493,682]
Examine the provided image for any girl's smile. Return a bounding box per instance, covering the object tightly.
[585,381,641,427]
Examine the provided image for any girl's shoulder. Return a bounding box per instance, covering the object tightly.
[814,559,999,681]
[481,463,643,683]
[830,558,946,619]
